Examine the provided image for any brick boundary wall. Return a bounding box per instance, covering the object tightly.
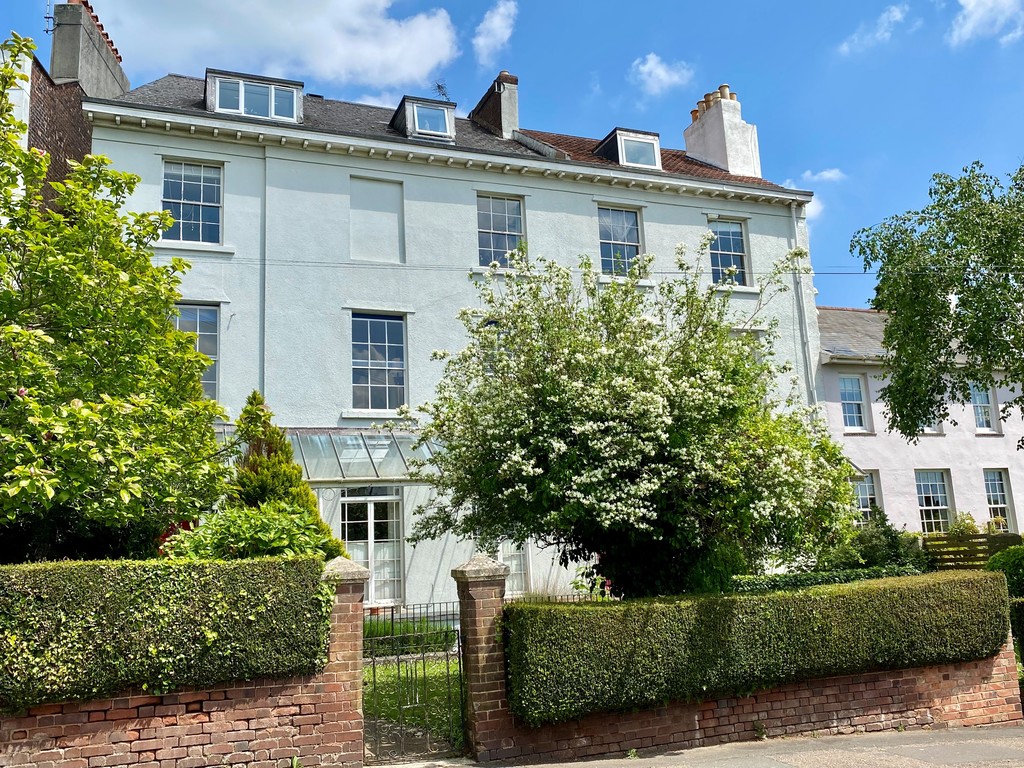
[453,554,1024,763]
[0,557,369,768]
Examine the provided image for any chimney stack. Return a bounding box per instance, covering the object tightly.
[683,84,761,178]
[469,71,519,140]
[50,0,129,99]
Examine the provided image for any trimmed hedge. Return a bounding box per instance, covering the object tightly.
[504,571,1009,726]
[0,556,334,713]
[730,565,921,594]
[1011,598,1024,646]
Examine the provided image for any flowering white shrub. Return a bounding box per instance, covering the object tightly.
[406,244,853,596]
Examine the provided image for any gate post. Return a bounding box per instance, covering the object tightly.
[321,555,371,767]
[452,553,510,762]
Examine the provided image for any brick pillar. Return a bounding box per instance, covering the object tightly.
[320,555,370,767]
[453,553,510,762]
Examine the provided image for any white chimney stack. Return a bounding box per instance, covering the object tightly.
[683,84,761,178]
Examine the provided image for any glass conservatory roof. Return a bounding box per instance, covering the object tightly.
[285,429,437,483]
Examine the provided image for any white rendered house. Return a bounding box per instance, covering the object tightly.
[44,3,824,603]
[819,306,1023,535]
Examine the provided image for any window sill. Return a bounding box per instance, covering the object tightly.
[714,284,760,295]
[342,408,401,420]
[154,240,236,256]
[470,265,513,277]
[843,430,876,436]
[975,431,1004,437]
[918,433,945,438]
[597,274,655,287]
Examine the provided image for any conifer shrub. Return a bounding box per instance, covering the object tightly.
[986,545,1024,598]
[503,571,1009,726]
[165,391,347,560]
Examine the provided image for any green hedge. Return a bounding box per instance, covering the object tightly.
[1010,598,1024,646]
[504,571,1009,726]
[0,556,334,713]
[730,565,921,594]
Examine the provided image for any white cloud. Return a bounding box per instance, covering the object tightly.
[948,0,1024,46]
[628,53,694,97]
[805,197,825,221]
[94,0,459,89]
[355,91,404,108]
[473,0,518,68]
[838,5,911,55]
[801,168,847,183]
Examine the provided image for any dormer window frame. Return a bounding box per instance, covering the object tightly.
[390,96,457,143]
[617,131,662,170]
[206,69,303,124]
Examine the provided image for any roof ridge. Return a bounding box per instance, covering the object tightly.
[818,306,883,313]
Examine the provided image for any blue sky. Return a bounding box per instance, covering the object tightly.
[4,0,1024,308]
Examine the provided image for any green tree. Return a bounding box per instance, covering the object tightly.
[851,161,1024,440]
[0,35,229,561]
[194,390,347,560]
[407,245,853,597]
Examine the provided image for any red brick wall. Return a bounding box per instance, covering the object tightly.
[457,571,1024,763]
[0,581,365,768]
[28,58,92,202]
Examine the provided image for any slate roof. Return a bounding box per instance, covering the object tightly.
[818,306,887,360]
[518,129,786,190]
[114,74,538,158]
[107,74,794,191]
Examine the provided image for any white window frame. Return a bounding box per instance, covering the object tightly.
[498,541,531,596]
[970,383,999,433]
[412,103,453,138]
[173,304,219,400]
[598,206,642,276]
[617,131,662,170]
[215,77,297,122]
[351,313,407,412]
[915,469,952,534]
[984,469,1013,532]
[838,374,870,432]
[161,160,223,244]
[852,471,880,525]
[477,194,524,267]
[708,219,749,286]
[315,485,403,605]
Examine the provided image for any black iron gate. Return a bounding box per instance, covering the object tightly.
[363,602,464,763]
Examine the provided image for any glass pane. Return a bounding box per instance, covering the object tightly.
[347,541,369,566]
[218,79,240,110]
[274,87,295,119]
[365,434,407,477]
[414,104,448,134]
[623,138,658,166]
[244,83,270,117]
[198,333,217,357]
[297,433,343,480]
[333,433,377,479]
[197,308,218,334]
[288,434,309,479]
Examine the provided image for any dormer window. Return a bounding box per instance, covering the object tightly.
[595,128,662,170]
[205,69,303,123]
[390,96,456,141]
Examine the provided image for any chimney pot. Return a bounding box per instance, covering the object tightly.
[703,93,715,108]
[718,84,730,99]
[697,101,706,116]
[690,108,700,123]
[729,92,737,101]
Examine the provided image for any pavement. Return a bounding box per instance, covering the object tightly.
[403,724,1024,767]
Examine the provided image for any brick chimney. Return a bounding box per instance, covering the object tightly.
[469,71,518,139]
[683,84,761,178]
[50,0,129,99]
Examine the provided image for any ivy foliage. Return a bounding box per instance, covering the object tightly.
[408,244,854,597]
[0,556,334,713]
[504,571,1009,726]
[0,35,229,562]
[852,161,1024,440]
[166,391,347,560]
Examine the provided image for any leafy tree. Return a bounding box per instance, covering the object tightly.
[407,245,853,597]
[0,35,229,562]
[852,161,1024,440]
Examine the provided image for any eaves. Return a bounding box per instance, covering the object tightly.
[82,98,815,209]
